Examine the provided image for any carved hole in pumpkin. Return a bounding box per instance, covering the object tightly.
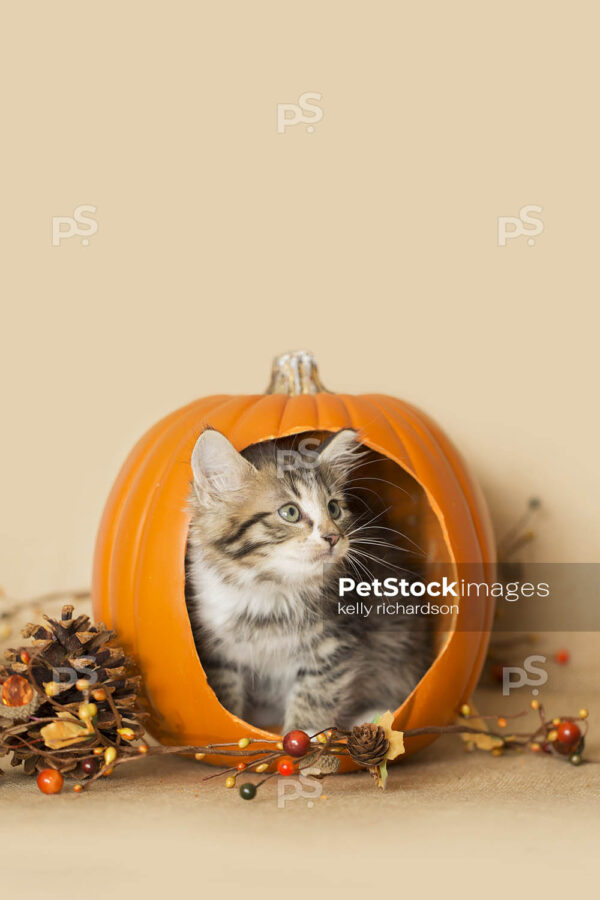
[184,431,455,731]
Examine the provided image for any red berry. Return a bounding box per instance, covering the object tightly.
[556,721,581,748]
[282,730,311,757]
[236,762,246,771]
[276,758,295,777]
[491,663,505,685]
[555,649,570,665]
[80,758,100,777]
[37,769,64,795]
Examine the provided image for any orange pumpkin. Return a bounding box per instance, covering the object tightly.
[92,352,496,770]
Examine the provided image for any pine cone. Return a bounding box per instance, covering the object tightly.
[347,723,389,767]
[0,604,146,777]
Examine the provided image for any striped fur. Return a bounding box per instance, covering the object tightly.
[186,429,431,733]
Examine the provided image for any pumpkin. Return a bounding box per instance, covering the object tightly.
[92,351,496,770]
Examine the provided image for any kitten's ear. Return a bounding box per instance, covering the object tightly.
[191,429,255,503]
[318,429,363,479]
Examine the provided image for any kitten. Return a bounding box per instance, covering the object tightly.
[186,427,430,735]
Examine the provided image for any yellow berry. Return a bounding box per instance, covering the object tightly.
[104,746,117,766]
[117,727,135,741]
[138,743,148,754]
[276,741,284,750]
[530,742,541,752]
[103,767,114,777]
[497,717,507,728]
[530,699,540,710]
[579,708,589,719]
[547,730,558,742]
[194,752,206,761]
[255,763,269,773]
[552,718,561,726]
[44,681,60,697]
[78,702,97,721]
[73,784,83,793]
[93,747,104,756]
[237,737,250,749]
[316,734,327,744]
[460,704,471,717]
[76,679,91,692]
[92,688,106,702]
[225,776,236,789]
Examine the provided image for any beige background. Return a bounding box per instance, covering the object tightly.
[1,2,599,893]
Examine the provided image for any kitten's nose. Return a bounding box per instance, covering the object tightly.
[322,533,340,548]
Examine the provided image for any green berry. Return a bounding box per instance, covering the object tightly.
[239,782,257,800]
[569,753,583,766]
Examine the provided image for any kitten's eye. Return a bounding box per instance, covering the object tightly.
[328,500,342,519]
[278,503,301,523]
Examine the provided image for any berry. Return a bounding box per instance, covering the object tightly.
[569,753,583,766]
[555,649,570,665]
[530,699,540,711]
[491,663,505,684]
[37,769,64,795]
[225,776,236,789]
[282,730,311,757]
[237,737,250,749]
[80,758,100,777]
[236,762,247,771]
[239,783,257,800]
[276,758,295,777]
[104,746,117,767]
[557,721,581,748]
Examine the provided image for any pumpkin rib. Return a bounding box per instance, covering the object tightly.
[341,395,414,472]
[93,397,225,625]
[402,401,496,570]
[227,394,279,447]
[367,395,481,567]
[313,392,354,434]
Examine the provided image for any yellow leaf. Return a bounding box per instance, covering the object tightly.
[459,715,503,752]
[41,715,92,750]
[377,710,405,761]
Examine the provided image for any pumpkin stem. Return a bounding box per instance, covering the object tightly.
[265,351,329,395]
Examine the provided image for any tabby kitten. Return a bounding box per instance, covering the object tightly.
[186,427,430,734]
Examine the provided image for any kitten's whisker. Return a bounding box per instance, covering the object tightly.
[349,548,417,577]
[346,507,392,537]
[350,538,421,556]
[344,475,412,498]
[349,523,426,557]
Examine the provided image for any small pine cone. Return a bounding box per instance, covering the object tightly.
[347,723,389,767]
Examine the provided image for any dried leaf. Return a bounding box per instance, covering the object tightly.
[375,710,405,761]
[459,715,504,752]
[40,714,93,749]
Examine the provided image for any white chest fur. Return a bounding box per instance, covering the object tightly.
[189,556,311,676]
